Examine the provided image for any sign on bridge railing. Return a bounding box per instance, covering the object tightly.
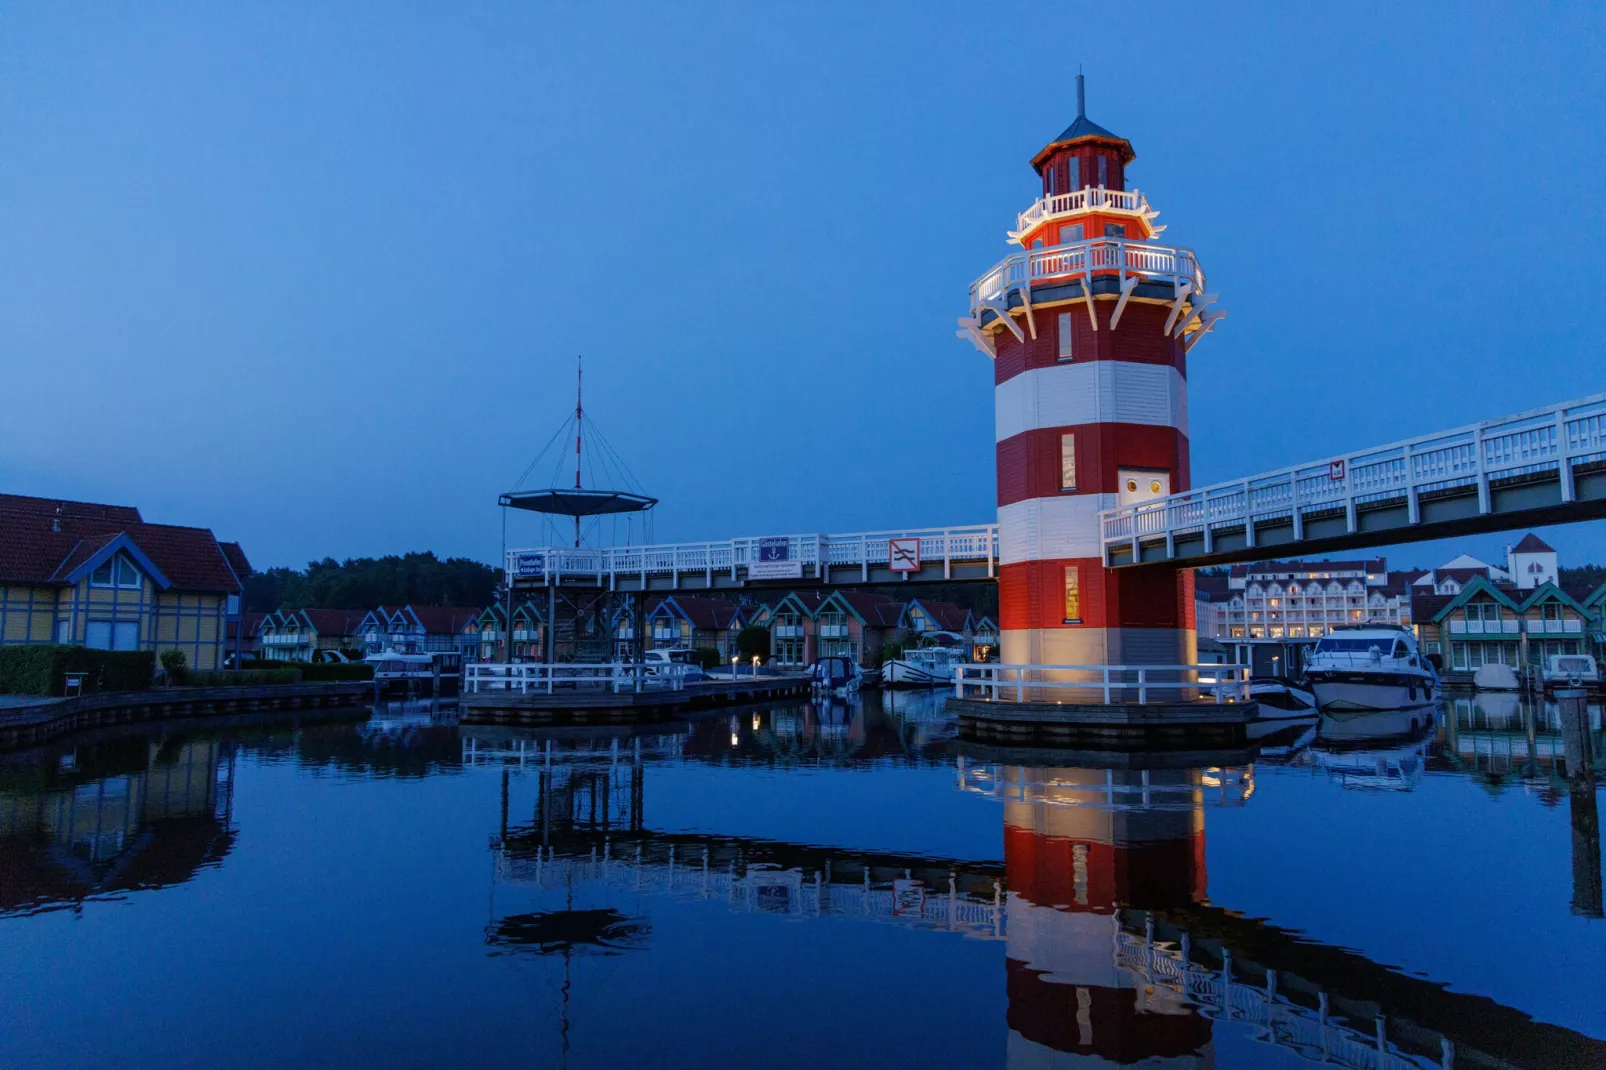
[751,537,801,580]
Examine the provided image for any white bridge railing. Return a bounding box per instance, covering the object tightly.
[954,663,1250,704]
[970,236,1205,317]
[465,662,690,695]
[1013,186,1154,235]
[1100,393,1606,560]
[505,524,997,587]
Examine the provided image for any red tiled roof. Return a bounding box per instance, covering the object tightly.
[0,494,242,592]
[1510,533,1555,554]
[218,541,252,581]
[663,596,740,631]
[910,599,970,632]
[834,592,906,627]
[297,609,368,636]
[403,605,483,635]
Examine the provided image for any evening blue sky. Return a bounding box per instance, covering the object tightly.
[2,3,1602,571]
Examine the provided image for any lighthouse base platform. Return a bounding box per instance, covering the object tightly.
[948,696,1255,749]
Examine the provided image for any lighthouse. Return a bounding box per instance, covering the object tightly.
[959,76,1225,669]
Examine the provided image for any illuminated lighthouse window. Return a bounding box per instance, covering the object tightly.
[1063,567,1081,624]
[1056,312,1074,361]
[1060,434,1077,490]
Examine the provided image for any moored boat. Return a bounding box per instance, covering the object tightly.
[1305,625,1437,714]
[884,634,970,688]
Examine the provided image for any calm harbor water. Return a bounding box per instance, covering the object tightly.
[2,692,1604,1069]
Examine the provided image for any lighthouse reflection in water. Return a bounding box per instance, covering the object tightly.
[3,691,1605,1068]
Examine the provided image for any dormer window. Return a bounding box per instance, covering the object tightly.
[90,554,142,590]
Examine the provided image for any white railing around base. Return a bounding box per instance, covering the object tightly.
[505,524,997,587]
[953,663,1251,704]
[465,662,691,695]
[969,237,1204,317]
[1100,393,1606,558]
[1013,186,1155,236]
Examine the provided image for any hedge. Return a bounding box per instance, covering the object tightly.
[299,662,373,682]
[186,668,301,688]
[0,646,156,697]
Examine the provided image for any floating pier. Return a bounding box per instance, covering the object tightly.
[459,671,813,725]
[0,682,371,751]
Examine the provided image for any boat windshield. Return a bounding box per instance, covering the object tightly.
[1554,657,1593,673]
[1315,638,1393,653]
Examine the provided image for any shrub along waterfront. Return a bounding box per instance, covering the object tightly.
[0,647,372,697]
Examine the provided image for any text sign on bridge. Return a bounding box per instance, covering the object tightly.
[888,537,921,573]
[750,537,802,580]
[514,553,545,578]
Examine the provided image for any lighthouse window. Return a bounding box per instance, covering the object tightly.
[1060,223,1083,244]
[1063,567,1081,624]
[1056,312,1074,360]
[1068,158,1079,189]
[1060,434,1077,490]
[1104,223,1126,238]
[1098,156,1108,187]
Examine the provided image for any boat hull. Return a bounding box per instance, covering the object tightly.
[1307,672,1435,713]
[1317,707,1433,743]
[883,661,953,688]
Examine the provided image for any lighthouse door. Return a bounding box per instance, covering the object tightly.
[1118,468,1171,508]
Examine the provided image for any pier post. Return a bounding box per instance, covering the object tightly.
[1560,689,1603,917]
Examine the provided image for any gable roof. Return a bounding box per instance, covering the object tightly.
[904,599,971,633]
[1510,533,1556,554]
[296,608,368,636]
[1517,582,1595,618]
[218,541,252,582]
[401,605,483,635]
[1431,576,1522,623]
[651,595,740,631]
[0,493,243,593]
[820,591,905,627]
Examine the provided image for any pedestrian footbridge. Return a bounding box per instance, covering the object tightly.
[1102,394,1606,568]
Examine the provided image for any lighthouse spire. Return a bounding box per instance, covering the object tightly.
[1076,72,1085,118]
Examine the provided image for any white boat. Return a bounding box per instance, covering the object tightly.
[884,634,970,688]
[1542,653,1600,688]
[1473,662,1520,691]
[365,649,463,694]
[1317,706,1434,743]
[1304,625,1437,714]
[1309,736,1429,790]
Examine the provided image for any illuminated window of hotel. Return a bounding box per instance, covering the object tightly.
[1063,567,1081,624]
[1056,312,1074,360]
[1060,434,1076,490]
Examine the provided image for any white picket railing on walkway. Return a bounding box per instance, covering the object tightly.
[1100,393,1606,560]
[505,524,997,588]
[954,663,1250,704]
[464,662,690,695]
[969,236,1205,317]
[1013,187,1154,235]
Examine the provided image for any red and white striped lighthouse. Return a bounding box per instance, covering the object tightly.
[960,76,1225,669]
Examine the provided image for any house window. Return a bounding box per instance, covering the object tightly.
[56,620,70,643]
[1098,156,1108,187]
[1060,434,1077,490]
[90,555,141,589]
[1063,566,1081,623]
[86,621,112,649]
[1057,312,1074,361]
[90,561,114,587]
[86,621,136,650]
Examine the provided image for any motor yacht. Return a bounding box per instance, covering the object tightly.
[1304,625,1437,716]
[883,633,970,688]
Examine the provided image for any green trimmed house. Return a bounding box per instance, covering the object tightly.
[1418,575,1600,680]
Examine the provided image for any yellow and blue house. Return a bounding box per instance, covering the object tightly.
[0,494,249,671]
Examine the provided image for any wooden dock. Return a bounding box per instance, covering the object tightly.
[460,673,813,725]
[947,695,1255,748]
[0,683,371,751]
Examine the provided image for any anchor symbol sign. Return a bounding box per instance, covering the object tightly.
[888,537,921,573]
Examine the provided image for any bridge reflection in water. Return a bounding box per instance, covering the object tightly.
[465,711,1605,1070]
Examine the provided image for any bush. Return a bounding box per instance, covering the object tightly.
[299,662,373,682]
[692,647,724,671]
[0,646,155,696]
[185,668,300,688]
[736,626,771,660]
[160,650,190,684]
[877,642,908,669]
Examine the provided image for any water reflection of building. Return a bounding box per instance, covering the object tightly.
[0,737,236,915]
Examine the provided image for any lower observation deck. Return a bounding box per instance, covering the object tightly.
[505,525,998,590]
[1101,393,1606,568]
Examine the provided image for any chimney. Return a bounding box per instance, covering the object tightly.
[51,503,63,533]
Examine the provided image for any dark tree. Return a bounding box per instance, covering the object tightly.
[243,552,499,612]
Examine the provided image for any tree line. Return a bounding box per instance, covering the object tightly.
[243,552,500,613]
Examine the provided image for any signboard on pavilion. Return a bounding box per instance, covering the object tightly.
[750,537,802,580]
[888,537,921,572]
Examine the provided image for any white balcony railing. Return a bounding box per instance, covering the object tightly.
[1013,186,1154,237]
[506,524,997,588]
[954,663,1251,704]
[1101,393,1606,559]
[970,237,1204,318]
[464,662,691,695]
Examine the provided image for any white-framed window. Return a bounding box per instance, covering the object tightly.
[90,554,141,589]
[56,620,70,643]
[1063,566,1081,624]
[1056,312,1074,361]
[1060,433,1077,491]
